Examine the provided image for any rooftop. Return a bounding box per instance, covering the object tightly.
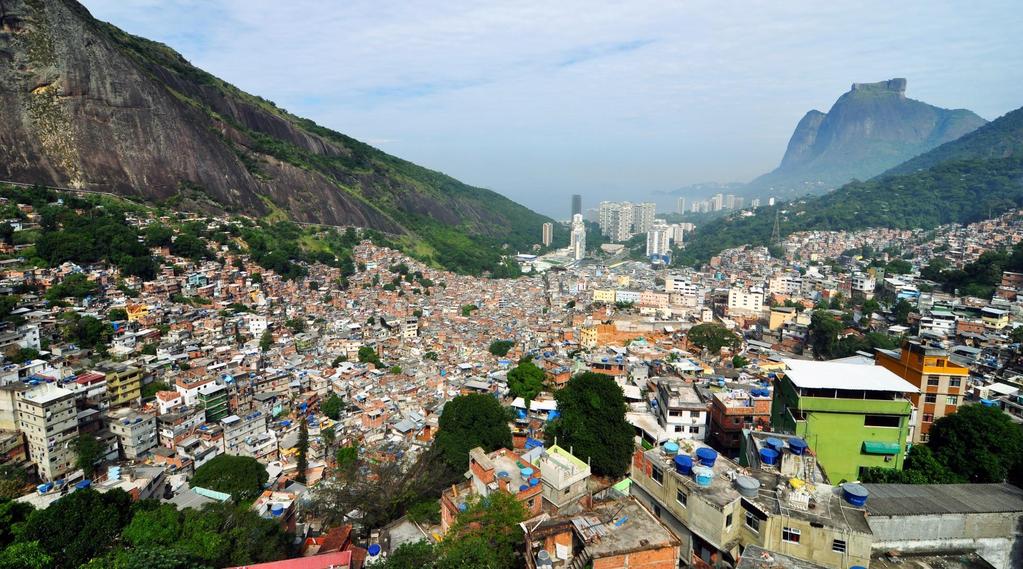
[782,359,919,393]
[862,483,1023,516]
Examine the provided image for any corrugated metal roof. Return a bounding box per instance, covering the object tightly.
[863,483,1023,516]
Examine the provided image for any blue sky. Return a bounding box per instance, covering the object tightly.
[82,0,1023,218]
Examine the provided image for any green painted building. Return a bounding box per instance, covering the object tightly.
[199,384,230,422]
[771,359,918,483]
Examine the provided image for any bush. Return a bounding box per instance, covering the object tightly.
[190,455,268,501]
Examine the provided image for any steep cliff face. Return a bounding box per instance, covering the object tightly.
[0,0,552,263]
[745,79,987,198]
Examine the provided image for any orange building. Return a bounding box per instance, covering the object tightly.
[440,447,543,532]
[875,340,969,443]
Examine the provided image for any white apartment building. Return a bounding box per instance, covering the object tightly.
[851,272,876,297]
[17,383,79,480]
[246,314,268,337]
[222,411,269,456]
[768,273,803,296]
[541,222,553,247]
[598,202,634,243]
[646,223,672,257]
[108,408,158,460]
[632,202,657,234]
[727,287,765,315]
[654,378,708,441]
[569,214,586,260]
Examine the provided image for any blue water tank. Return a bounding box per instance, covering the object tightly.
[368,544,382,556]
[518,484,529,492]
[458,503,468,512]
[674,455,693,475]
[841,483,869,507]
[75,479,92,490]
[270,504,284,517]
[497,471,510,479]
[765,438,784,452]
[696,447,718,467]
[759,448,779,465]
[529,477,539,487]
[692,465,714,487]
[663,441,679,455]
[520,467,534,478]
[789,438,809,455]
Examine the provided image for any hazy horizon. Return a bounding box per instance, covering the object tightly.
[82,1,1023,219]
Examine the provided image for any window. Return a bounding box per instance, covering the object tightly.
[744,511,760,533]
[782,527,801,544]
[946,396,959,406]
[864,415,901,428]
[927,376,941,386]
[832,539,847,553]
[924,394,937,404]
[652,464,663,485]
[725,513,733,528]
[949,377,962,387]
[922,413,934,423]
[689,426,700,433]
[676,488,687,507]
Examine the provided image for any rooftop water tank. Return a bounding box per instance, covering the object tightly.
[368,544,382,557]
[537,549,553,569]
[75,480,91,490]
[519,485,529,492]
[663,441,679,456]
[841,483,869,507]
[674,455,694,475]
[696,447,718,467]
[692,465,714,487]
[520,467,534,478]
[734,476,761,498]
[529,477,540,487]
[497,471,510,479]
[458,503,468,512]
[759,448,779,466]
[765,438,784,452]
[270,504,284,517]
[789,438,809,456]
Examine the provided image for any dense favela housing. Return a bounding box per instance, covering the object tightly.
[0,186,1022,569]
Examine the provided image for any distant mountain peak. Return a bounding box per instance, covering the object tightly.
[850,78,907,96]
[743,78,986,198]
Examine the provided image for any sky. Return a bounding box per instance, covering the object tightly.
[81,0,1023,218]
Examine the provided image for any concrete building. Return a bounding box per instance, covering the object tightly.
[17,383,78,480]
[96,362,142,408]
[728,287,765,316]
[599,202,634,242]
[533,444,590,512]
[654,378,708,441]
[771,359,918,482]
[222,411,269,456]
[875,341,969,444]
[676,197,687,214]
[440,447,544,533]
[708,387,772,456]
[569,214,587,261]
[542,222,553,247]
[632,202,657,234]
[571,194,582,217]
[107,408,158,459]
[646,223,672,257]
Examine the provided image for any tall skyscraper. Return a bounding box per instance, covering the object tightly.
[711,193,724,211]
[646,223,671,257]
[632,202,656,234]
[676,197,687,214]
[541,222,553,246]
[571,194,582,217]
[725,194,736,209]
[569,214,586,260]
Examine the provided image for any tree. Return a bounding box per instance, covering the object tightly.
[891,298,914,325]
[376,541,437,569]
[321,393,344,420]
[0,541,52,569]
[259,328,273,352]
[927,404,1023,483]
[358,345,382,366]
[546,372,634,477]
[0,499,33,547]
[296,420,309,483]
[488,340,514,357]
[285,318,306,333]
[506,361,546,403]
[190,455,268,501]
[335,445,358,472]
[861,445,963,484]
[886,259,913,275]
[732,355,749,368]
[807,311,843,359]
[862,298,881,316]
[74,432,104,478]
[17,488,133,568]
[438,491,526,569]
[435,394,513,471]
[686,323,741,355]
[122,504,182,548]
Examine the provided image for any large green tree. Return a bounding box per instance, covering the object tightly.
[546,372,634,477]
[686,323,741,355]
[321,393,344,420]
[296,419,309,483]
[435,394,513,471]
[928,404,1023,483]
[17,488,133,568]
[190,455,268,501]
[73,432,105,478]
[506,361,546,403]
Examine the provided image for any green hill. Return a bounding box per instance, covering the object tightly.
[680,106,1023,265]
[0,0,560,275]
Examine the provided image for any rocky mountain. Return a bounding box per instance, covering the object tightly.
[679,105,1023,265]
[743,78,987,198]
[0,0,554,273]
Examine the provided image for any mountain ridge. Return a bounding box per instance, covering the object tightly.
[0,0,555,273]
[741,78,987,199]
